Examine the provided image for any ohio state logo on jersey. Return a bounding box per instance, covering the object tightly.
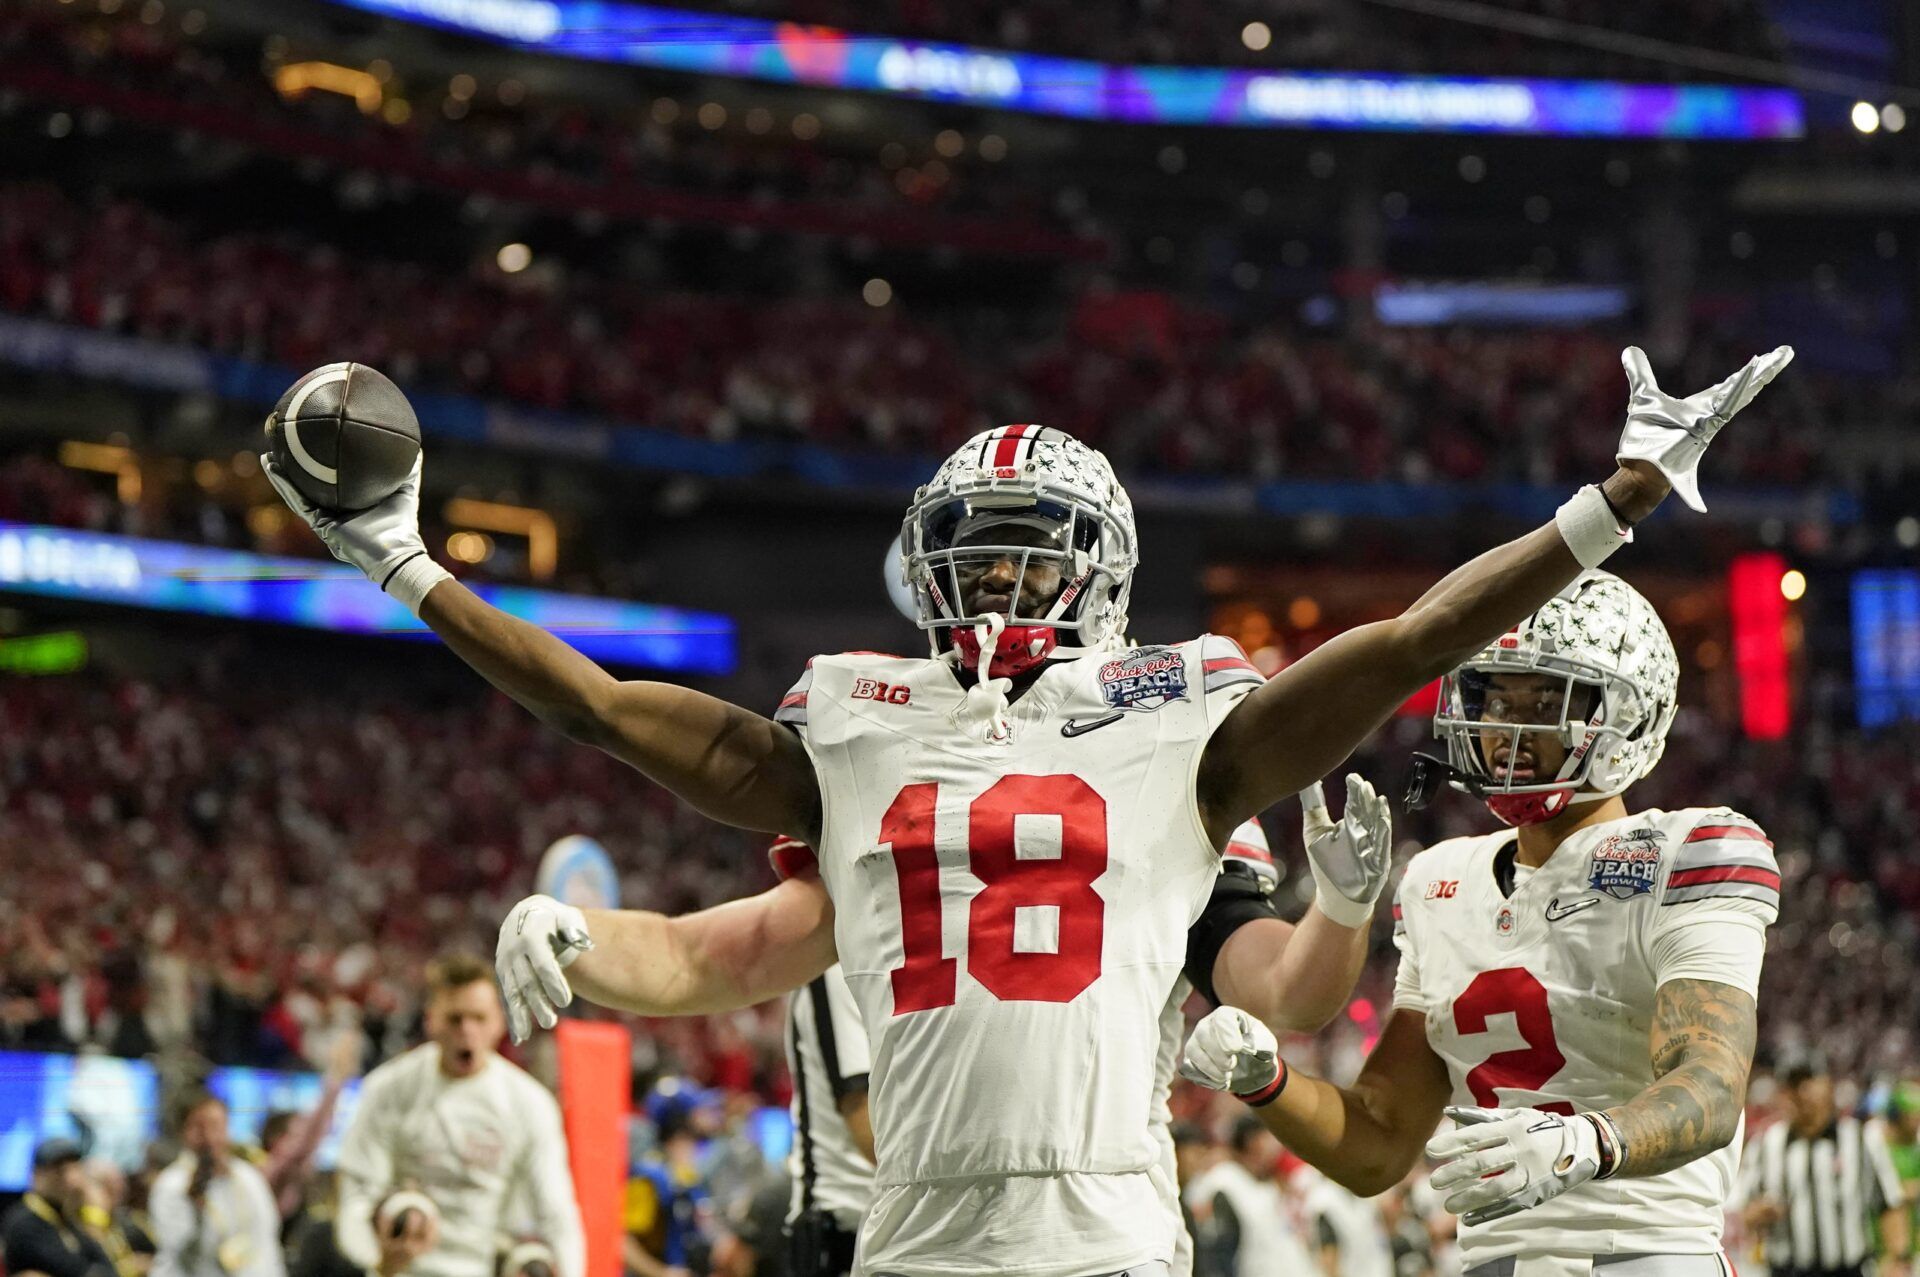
[1099,647,1189,711]
[1586,828,1665,899]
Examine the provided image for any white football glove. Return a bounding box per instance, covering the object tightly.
[261,452,450,614]
[1426,1105,1603,1226]
[1178,1006,1285,1102]
[1301,774,1393,929]
[496,894,594,1044]
[1616,344,1793,513]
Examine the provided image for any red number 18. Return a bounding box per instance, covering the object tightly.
[878,775,1108,1015]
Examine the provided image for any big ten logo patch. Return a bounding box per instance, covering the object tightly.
[851,678,912,705]
[1099,648,1189,712]
[1587,828,1665,899]
[1425,879,1460,900]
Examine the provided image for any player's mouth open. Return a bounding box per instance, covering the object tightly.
[1492,753,1535,782]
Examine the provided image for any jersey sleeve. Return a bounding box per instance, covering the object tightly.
[774,661,813,735]
[767,835,819,882]
[1389,878,1428,1014]
[1647,810,1780,997]
[1198,634,1265,724]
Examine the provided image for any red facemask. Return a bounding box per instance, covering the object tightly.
[1483,786,1576,827]
[952,624,1057,679]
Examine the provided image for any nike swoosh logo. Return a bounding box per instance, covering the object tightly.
[1060,712,1124,738]
[1544,896,1600,922]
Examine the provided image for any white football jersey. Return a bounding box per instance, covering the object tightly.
[774,637,1262,1277]
[1392,807,1779,1267]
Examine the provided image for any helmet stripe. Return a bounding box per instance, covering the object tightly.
[992,423,1031,470]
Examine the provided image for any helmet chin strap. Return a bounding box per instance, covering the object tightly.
[952,613,1014,744]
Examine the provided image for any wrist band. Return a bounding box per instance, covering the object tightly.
[382,552,454,616]
[1555,485,1634,569]
[1235,1059,1289,1108]
[1586,1111,1623,1179]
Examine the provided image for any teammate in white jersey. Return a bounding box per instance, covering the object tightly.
[334,956,584,1277]
[1180,571,1781,1277]
[268,336,1789,1277]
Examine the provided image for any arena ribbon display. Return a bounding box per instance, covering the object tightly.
[325,0,1805,138]
[0,522,736,675]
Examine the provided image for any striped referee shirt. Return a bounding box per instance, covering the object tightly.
[1744,1116,1906,1273]
[785,963,874,1233]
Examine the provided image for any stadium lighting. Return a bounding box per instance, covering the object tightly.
[444,498,558,579]
[863,278,893,307]
[1852,101,1880,133]
[273,61,383,113]
[1883,104,1907,133]
[1780,569,1807,602]
[496,242,532,273]
[1241,21,1271,51]
[1897,517,1920,548]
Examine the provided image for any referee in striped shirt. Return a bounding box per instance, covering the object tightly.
[1742,1054,1913,1277]
[784,960,875,1277]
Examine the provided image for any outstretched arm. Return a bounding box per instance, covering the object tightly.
[570,877,838,1016]
[263,452,821,841]
[1601,978,1757,1178]
[1197,344,1793,842]
[422,581,820,838]
[497,877,836,1039]
[1181,1007,1454,1197]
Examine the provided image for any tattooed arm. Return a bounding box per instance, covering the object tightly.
[1600,978,1758,1178]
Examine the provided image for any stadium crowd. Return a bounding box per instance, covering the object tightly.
[0,178,1859,494]
[0,3,1070,252]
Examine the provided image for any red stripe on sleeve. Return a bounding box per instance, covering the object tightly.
[1392,905,1405,920]
[1204,657,1262,676]
[1684,823,1772,847]
[1226,840,1272,863]
[1668,865,1781,890]
[992,424,1030,469]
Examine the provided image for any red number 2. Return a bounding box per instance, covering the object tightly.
[1452,967,1574,1115]
[878,776,1108,1014]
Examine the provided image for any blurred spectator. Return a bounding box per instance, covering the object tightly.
[333,955,583,1277]
[1183,1114,1313,1277]
[1304,1163,1393,1277]
[625,1085,722,1277]
[149,1092,285,1277]
[84,1158,156,1277]
[1890,1084,1920,1268]
[1,1138,124,1277]
[262,1032,364,1233]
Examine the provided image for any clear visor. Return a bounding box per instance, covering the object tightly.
[1435,665,1608,794]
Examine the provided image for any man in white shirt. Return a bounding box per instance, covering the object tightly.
[1182,1116,1314,1277]
[150,1091,284,1277]
[334,955,584,1277]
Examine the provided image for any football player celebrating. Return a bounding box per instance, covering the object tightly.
[1180,570,1780,1277]
[267,343,1788,1277]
